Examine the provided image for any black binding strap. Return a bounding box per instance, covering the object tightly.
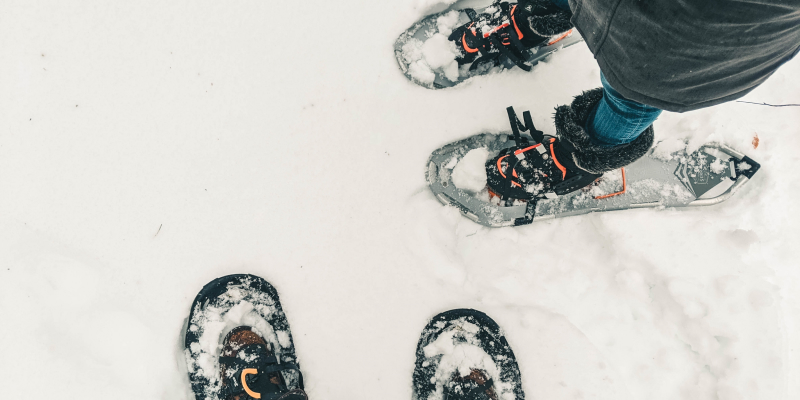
[514,201,537,226]
[522,110,544,142]
[488,34,531,71]
[506,106,523,144]
[464,8,478,21]
[506,106,544,145]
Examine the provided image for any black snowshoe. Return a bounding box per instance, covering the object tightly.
[412,309,525,400]
[183,274,307,400]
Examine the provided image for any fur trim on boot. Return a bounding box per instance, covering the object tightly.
[554,88,655,174]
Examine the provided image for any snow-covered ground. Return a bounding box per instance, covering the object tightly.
[2,1,799,399]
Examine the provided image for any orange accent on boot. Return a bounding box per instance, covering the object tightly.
[511,181,522,187]
[547,29,573,46]
[463,32,480,53]
[497,155,510,178]
[514,144,541,155]
[221,328,281,400]
[510,5,524,39]
[549,143,567,180]
[594,168,627,199]
[462,23,479,53]
[241,369,261,399]
[483,23,510,38]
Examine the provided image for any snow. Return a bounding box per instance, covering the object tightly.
[1,1,800,400]
[710,158,726,174]
[402,17,462,84]
[451,148,489,193]
[436,10,462,37]
[420,34,460,82]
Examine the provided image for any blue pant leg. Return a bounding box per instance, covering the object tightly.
[549,0,571,11]
[550,0,570,11]
[585,72,662,146]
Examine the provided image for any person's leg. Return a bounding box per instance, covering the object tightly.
[586,72,662,146]
[549,0,571,11]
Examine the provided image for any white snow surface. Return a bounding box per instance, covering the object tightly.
[420,34,460,82]
[1,1,800,400]
[402,13,462,84]
[451,148,490,193]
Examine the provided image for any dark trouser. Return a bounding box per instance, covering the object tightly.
[549,0,662,146]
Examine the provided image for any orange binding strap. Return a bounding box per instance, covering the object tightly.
[510,5,524,39]
[242,369,262,399]
[594,168,627,199]
[549,142,567,180]
[462,33,480,53]
[483,23,510,38]
[498,154,522,187]
[547,29,573,46]
[497,155,510,178]
[514,144,541,155]
[462,23,479,53]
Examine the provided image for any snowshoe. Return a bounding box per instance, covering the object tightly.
[412,309,524,400]
[395,0,581,89]
[183,274,307,400]
[426,102,761,227]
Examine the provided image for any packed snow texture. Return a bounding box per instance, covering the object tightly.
[402,12,463,85]
[451,148,489,193]
[1,1,800,400]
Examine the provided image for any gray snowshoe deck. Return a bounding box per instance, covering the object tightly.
[395,1,584,89]
[426,133,760,227]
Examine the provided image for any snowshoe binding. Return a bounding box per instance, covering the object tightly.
[412,309,525,400]
[395,0,581,89]
[183,274,307,400]
[425,91,761,227]
[484,106,602,206]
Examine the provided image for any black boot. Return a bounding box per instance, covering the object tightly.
[553,88,655,174]
[515,0,574,48]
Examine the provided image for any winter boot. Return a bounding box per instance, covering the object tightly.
[412,309,525,400]
[553,88,655,174]
[485,106,602,204]
[449,0,574,71]
[485,89,654,203]
[515,0,575,47]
